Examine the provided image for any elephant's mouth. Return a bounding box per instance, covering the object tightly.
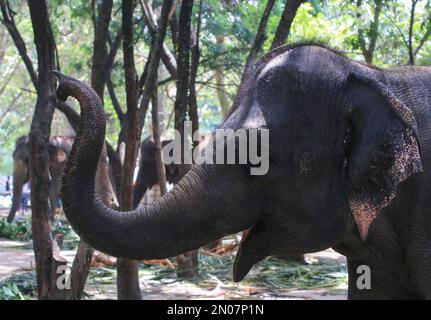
[233,223,269,281]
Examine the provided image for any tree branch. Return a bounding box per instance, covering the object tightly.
[231,0,275,111]
[107,76,124,121]
[139,0,173,127]
[413,9,431,56]
[408,0,419,65]
[140,0,177,79]
[0,0,38,88]
[270,0,305,49]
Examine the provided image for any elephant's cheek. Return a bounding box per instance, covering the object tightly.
[348,197,391,241]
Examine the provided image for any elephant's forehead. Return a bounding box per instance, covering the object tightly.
[221,100,266,130]
[258,51,290,80]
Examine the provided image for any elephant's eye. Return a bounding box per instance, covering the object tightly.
[343,122,354,150]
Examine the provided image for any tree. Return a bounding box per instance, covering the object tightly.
[405,0,431,65]
[231,0,275,112]
[117,0,142,300]
[356,0,382,64]
[0,0,37,87]
[26,0,61,300]
[173,0,200,278]
[270,0,306,49]
[70,0,121,300]
[189,0,203,141]
[116,0,173,299]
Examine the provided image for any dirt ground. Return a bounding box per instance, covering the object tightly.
[0,208,348,300]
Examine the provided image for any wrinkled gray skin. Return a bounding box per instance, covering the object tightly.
[55,43,431,299]
[7,135,74,223]
[132,137,306,262]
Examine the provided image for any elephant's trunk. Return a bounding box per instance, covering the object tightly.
[55,72,258,259]
[7,160,28,223]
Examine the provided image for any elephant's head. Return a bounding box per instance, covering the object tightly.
[132,137,183,209]
[54,44,422,282]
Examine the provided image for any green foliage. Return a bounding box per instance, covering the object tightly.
[0,282,24,300]
[0,272,37,300]
[0,217,73,242]
[0,217,32,241]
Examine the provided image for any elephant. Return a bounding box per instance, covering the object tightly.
[7,135,74,223]
[53,42,431,299]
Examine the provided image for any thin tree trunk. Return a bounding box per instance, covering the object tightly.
[90,0,113,100]
[69,0,121,300]
[138,0,173,128]
[27,0,57,300]
[356,0,382,64]
[270,0,305,50]
[189,0,202,145]
[413,10,431,57]
[169,9,179,52]
[174,0,193,137]
[231,0,275,111]
[69,241,93,300]
[116,0,174,299]
[214,35,230,117]
[408,0,419,65]
[367,0,382,64]
[140,0,178,80]
[174,0,199,278]
[151,92,167,195]
[1,0,38,88]
[117,0,142,300]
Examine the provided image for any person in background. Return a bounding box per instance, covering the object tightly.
[20,183,30,214]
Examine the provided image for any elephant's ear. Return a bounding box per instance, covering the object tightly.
[344,72,423,240]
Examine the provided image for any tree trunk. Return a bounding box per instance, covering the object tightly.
[231,0,275,111]
[91,0,113,100]
[69,0,121,300]
[69,241,93,300]
[408,0,419,65]
[270,0,305,50]
[140,0,178,80]
[133,0,173,213]
[1,0,38,88]
[214,35,230,117]
[356,0,382,64]
[117,0,142,300]
[151,92,167,195]
[189,0,202,147]
[27,0,57,300]
[174,0,199,278]
[138,0,173,127]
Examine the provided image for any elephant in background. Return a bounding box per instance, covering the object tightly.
[54,42,431,299]
[7,135,74,223]
[132,137,183,209]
